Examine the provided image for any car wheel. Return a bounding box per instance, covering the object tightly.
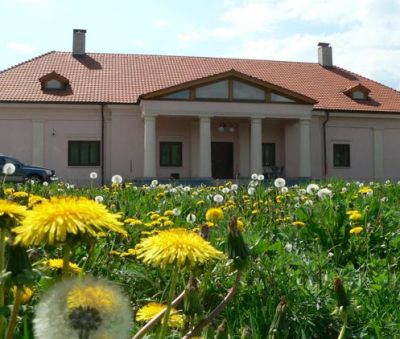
[25,175,44,184]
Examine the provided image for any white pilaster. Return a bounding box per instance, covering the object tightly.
[238,122,250,177]
[299,119,311,177]
[143,115,157,177]
[250,118,263,175]
[32,120,44,167]
[199,116,211,178]
[191,121,199,178]
[373,128,384,179]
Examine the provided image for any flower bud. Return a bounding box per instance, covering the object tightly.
[227,217,250,270]
[334,277,350,309]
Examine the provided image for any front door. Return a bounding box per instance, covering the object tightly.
[211,142,233,179]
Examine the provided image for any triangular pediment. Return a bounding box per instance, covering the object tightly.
[141,69,316,104]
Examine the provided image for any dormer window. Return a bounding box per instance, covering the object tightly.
[39,71,69,91]
[343,83,370,101]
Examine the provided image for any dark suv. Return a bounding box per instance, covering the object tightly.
[0,155,56,183]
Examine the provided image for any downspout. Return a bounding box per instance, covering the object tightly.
[101,104,105,186]
[322,110,330,177]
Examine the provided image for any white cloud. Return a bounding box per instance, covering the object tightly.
[176,0,400,88]
[7,42,38,55]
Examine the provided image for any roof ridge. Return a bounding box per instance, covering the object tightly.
[334,65,400,94]
[52,50,318,65]
[0,51,56,74]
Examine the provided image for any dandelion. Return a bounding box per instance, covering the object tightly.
[350,226,363,234]
[89,172,98,180]
[34,277,132,339]
[94,195,104,203]
[12,285,33,304]
[0,199,27,225]
[274,178,286,188]
[281,187,288,194]
[292,221,305,227]
[348,211,362,221]
[306,183,320,194]
[251,173,258,180]
[205,207,224,222]
[186,213,197,224]
[134,228,222,269]
[222,187,230,194]
[136,302,184,328]
[183,186,191,192]
[111,174,123,184]
[230,184,238,191]
[317,188,332,199]
[284,243,293,252]
[150,179,158,187]
[14,196,126,246]
[257,174,264,181]
[172,208,181,216]
[44,258,82,274]
[2,163,16,175]
[247,187,255,195]
[213,194,224,203]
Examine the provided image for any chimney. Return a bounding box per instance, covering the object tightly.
[72,29,86,56]
[318,42,332,67]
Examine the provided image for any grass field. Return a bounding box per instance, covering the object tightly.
[0,176,399,338]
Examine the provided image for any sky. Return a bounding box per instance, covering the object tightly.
[1,0,400,90]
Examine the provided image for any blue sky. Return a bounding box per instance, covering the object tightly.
[1,0,400,89]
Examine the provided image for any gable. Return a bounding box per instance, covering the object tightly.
[141,70,316,105]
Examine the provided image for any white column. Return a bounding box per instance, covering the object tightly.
[199,116,211,178]
[299,119,311,177]
[238,122,250,178]
[143,115,157,177]
[373,128,384,179]
[191,121,199,178]
[32,120,44,167]
[250,117,263,175]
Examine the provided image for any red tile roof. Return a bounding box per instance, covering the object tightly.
[1,51,400,113]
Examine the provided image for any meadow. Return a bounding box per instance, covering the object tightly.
[0,173,399,338]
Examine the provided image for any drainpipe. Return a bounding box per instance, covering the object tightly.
[322,111,330,177]
[101,104,105,186]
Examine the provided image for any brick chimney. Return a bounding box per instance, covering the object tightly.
[318,42,332,67]
[72,29,86,56]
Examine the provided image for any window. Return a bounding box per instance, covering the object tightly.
[196,80,229,99]
[162,90,190,100]
[160,142,182,167]
[333,144,350,167]
[271,93,295,103]
[45,79,65,90]
[351,90,367,100]
[262,143,276,167]
[68,141,100,166]
[232,80,265,101]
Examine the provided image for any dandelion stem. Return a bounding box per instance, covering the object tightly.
[133,291,185,339]
[5,286,22,339]
[338,311,348,339]
[183,270,242,339]
[158,267,179,339]
[0,227,6,334]
[62,243,71,279]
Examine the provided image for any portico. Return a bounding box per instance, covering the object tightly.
[140,99,312,180]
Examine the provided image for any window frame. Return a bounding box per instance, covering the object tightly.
[68,140,101,167]
[333,143,350,168]
[159,142,183,167]
[262,142,276,167]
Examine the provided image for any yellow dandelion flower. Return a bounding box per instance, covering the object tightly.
[163,210,173,217]
[67,285,117,312]
[350,226,363,234]
[237,218,245,232]
[292,221,305,227]
[124,218,143,226]
[359,187,373,195]
[120,248,136,257]
[3,188,14,195]
[12,285,33,304]
[349,211,362,221]
[205,207,224,222]
[158,216,169,222]
[135,228,222,269]
[163,220,174,227]
[110,250,121,256]
[251,209,259,215]
[0,199,27,224]
[206,221,215,228]
[12,191,29,199]
[28,194,47,207]
[136,302,184,328]
[346,210,359,215]
[97,232,108,238]
[44,258,82,273]
[196,200,205,205]
[14,196,126,246]
[150,213,161,221]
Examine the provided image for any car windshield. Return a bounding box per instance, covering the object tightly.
[5,157,23,166]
